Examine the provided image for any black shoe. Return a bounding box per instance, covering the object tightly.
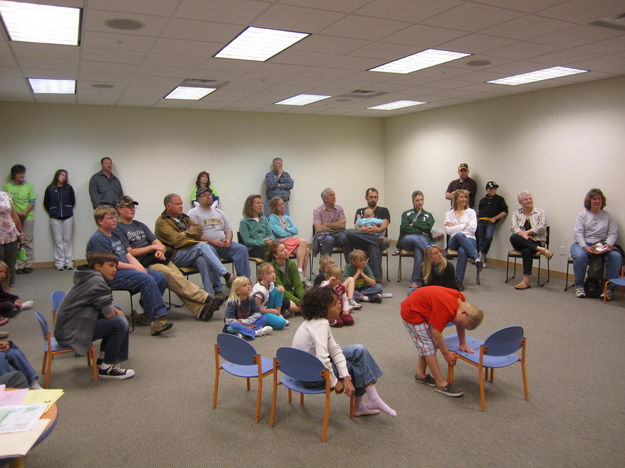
[456,281,465,291]
[99,364,135,380]
[22,267,33,274]
[475,258,484,274]
[369,294,383,304]
[224,273,234,289]
[212,294,226,310]
[199,297,216,321]
[16,269,24,275]
[434,383,463,397]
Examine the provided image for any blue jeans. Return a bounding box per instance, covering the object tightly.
[2,343,37,383]
[212,242,250,278]
[354,282,383,301]
[571,243,622,289]
[401,234,431,285]
[319,231,347,256]
[344,230,382,282]
[476,220,497,255]
[226,315,268,340]
[93,316,129,364]
[173,243,228,295]
[336,345,383,397]
[448,233,478,282]
[109,269,168,321]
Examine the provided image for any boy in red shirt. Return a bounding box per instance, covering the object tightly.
[400,286,483,397]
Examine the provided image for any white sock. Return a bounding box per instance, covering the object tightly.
[30,379,42,390]
[365,386,396,416]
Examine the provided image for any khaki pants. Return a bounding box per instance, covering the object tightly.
[149,262,208,318]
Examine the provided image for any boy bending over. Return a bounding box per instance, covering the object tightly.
[55,252,134,380]
[400,285,483,397]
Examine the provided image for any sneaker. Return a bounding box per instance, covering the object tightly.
[369,294,383,304]
[65,265,74,270]
[131,310,150,326]
[198,297,216,321]
[360,295,370,302]
[150,317,173,336]
[99,364,135,380]
[20,300,34,311]
[415,374,436,387]
[600,290,614,302]
[475,258,484,274]
[255,325,273,337]
[55,266,64,272]
[457,281,465,291]
[284,320,290,326]
[434,383,463,398]
[348,299,362,310]
[575,288,586,298]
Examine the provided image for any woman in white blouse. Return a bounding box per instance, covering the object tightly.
[444,189,482,291]
[509,191,553,290]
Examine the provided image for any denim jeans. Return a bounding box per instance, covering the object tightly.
[319,231,347,256]
[109,269,168,321]
[571,243,622,289]
[2,343,37,383]
[335,345,383,397]
[476,220,497,255]
[344,230,382,282]
[401,234,431,285]
[226,315,268,340]
[173,243,228,295]
[93,316,129,364]
[354,282,383,301]
[212,242,250,278]
[448,233,478,282]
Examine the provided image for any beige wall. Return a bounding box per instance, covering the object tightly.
[0,102,384,263]
[384,75,625,273]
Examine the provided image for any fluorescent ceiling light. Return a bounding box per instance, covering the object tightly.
[275,94,332,106]
[0,1,80,46]
[487,66,588,85]
[368,100,426,110]
[215,26,309,62]
[369,49,471,74]
[28,78,75,94]
[165,87,216,100]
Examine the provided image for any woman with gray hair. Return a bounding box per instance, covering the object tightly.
[509,191,553,290]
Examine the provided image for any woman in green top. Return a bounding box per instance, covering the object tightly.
[190,171,219,208]
[3,165,35,274]
[266,241,303,315]
[396,190,436,289]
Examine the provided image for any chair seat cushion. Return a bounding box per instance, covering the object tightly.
[445,335,521,368]
[508,250,540,259]
[400,250,414,256]
[608,277,625,287]
[222,356,273,378]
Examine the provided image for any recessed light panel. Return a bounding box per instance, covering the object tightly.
[215,26,309,62]
[28,78,76,94]
[368,100,426,110]
[487,66,588,86]
[275,94,332,106]
[369,49,471,74]
[164,87,216,100]
[0,1,81,46]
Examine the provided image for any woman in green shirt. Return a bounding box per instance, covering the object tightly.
[267,241,303,315]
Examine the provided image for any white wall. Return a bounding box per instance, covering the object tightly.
[384,75,625,273]
[0,103,384,263]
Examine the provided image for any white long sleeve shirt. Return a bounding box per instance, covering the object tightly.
[444,208,477,239]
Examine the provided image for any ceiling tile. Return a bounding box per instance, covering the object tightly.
[175,0,270,24]
[79,61,138,74]
[82,31,156,51]
[289,35,368,55]
[538,0,625,24]
[253,4,345,33]
[82,48,147,64]
[160,19,243,42]
[143,53,205,68]
[488,41,560,60]
[88,0,178,17]
[18,57,79,72]
[152,39,222,57]
[348,42,422,60]
[532,25,623,48]
[383,24,467,47]
[84,10,169,36]
[354,0,463,23]
[272,50,336,66]
[277,0,371,14]
[437,33,517,54]
[569,54,625,70]
[481,15,575,40]
[136,65,195,78]
[320,15,411,41]
[422,3,523,32]
[578,36,625,54]
[10,43,80,59]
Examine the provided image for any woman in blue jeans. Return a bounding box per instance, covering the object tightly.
[444,190,482,291]
[397,190,437,288]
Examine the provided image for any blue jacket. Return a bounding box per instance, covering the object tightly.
[44,184,75,219]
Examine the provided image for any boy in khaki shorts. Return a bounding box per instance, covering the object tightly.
[400,286,483,397]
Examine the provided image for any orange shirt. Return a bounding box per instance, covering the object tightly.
[400,286,464,332]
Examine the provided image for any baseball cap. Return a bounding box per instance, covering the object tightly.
[458,163,469,171]
[485,181,499,189]
[116,195,138,208]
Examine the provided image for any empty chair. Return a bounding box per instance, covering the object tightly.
[445,326,528,411]
[212,333,273,422]
[50,290,65,324]
[269,346,354,442]
[34,311,98,388]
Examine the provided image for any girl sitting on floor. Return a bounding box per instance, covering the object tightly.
[223,276,272,340]
[267,241,304,315]
[252,262,290,329]
[292,287,396,417]
[320,263,354,327]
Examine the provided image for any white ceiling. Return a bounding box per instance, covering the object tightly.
[1,0,624,116]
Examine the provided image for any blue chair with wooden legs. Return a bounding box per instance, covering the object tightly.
[269,347,354,442]
[50,290,65,324]
[34,311,98,388]
[444,326,528,411]
[212,333,274,422]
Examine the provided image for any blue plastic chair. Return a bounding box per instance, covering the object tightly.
[212,333,274,422]
[34,311,98,388]
[444,326,528,411]
[269,347,354,442]
[50,290,65,324]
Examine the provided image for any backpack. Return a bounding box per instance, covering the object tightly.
[584,277,602,299]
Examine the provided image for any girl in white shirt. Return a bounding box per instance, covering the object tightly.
[444,189,483,291]
[291,287,396,417]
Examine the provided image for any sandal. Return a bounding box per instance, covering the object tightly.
[391,249,401,256]
[515,281,531,290]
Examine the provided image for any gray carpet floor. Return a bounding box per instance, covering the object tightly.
[5,258,625,468]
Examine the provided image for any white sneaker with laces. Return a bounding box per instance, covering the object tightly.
[256,325,273,337]
[575,288,586,298]
[20,300,34,311]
